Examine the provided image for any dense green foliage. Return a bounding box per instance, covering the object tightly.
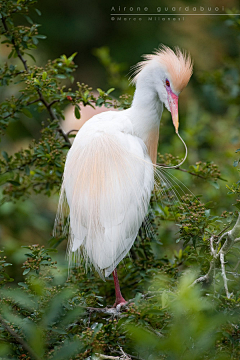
[1,1,240,359]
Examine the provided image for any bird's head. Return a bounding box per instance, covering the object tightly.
[132,45,193,133]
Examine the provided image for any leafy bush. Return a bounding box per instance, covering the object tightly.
[1,1,240,359]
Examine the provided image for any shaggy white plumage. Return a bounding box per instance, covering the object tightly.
[54,45,193,278]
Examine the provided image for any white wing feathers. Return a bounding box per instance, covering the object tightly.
[55,111,154,277]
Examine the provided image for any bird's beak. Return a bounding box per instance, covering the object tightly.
[168,91,179,134]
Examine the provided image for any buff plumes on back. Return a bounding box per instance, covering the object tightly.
[54,125,154,278]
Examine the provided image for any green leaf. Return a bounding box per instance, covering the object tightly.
[8,180,20,186]
[204,201,214,208]
[0,172,13,186]
[23,322,45,357]
[22,108,33,118]
[35,34,46,39]
[97,88,104,96]
[25,15,34,25]
[25,165,30,175]
[68,52,77,62]
[35,8,42,16]
[2,150,9,162]
[42,71,47,80]
[74,106,81,119]
[106,87,115,94]
[41,288,76,327]
[23,268,30,275]
[51,339,82,360]
[233,160,239,167]
[32,36,39,45]
[205,209,211,217]
[18,282,29,289]
[96,98,104,106]
[8,49,14,59]
[208,180,220,189]
[0,289,36,310]
[56,74,66,79]
[162,290,168,308]
[26,53,36,62]
[233,202,240,210]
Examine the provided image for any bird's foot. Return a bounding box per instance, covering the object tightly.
[113,296,128,310]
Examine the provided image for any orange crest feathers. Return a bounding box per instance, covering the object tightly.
[131,45,193,93]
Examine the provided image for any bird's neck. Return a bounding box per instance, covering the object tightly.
[127,80,163,164]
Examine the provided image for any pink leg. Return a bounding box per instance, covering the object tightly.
[112,269,127,308]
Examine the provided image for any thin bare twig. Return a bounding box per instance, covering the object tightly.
[157,163,207,180]
[66,129,79,136]
[48,99,60,107]
[27,98,41,106]
[2,112,15,120]
[2,98,41,121]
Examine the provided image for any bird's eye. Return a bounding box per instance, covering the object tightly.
[165,79,170,87]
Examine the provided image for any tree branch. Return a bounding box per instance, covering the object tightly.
[157,163,207,180]
[58,128,72,145]
[191,260,215,286]
[85,296,141,317]
[95,355,130,360]
[66,129,79,136]
[48,99,60,107]
[1,16,71,148]
[1,17,28,72]
[86,306,126,318]
[0,315,42,360]
[27,98,41,106]
[95,347,131,359]
[192,213,240,297]
[220,251,231,298]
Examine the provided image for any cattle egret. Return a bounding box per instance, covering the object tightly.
[55,45,193,307]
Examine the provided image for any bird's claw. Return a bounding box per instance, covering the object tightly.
[115,301,128,312]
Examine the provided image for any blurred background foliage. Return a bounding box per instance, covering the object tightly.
[1,0,240,358]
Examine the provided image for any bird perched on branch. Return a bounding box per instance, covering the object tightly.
[55,45,193,307]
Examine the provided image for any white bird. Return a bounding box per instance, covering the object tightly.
[55,45,193,307]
